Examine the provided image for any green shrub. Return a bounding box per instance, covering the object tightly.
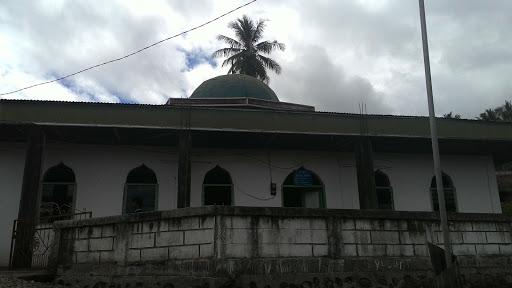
[501,202,512,213]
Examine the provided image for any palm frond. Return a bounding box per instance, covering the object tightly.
[227,65,237,74]
[227,21,243,46]
[212,47,242,59]
[256,41,285,54]
[221,51,245,68]
[237,54,269,83]
[254,59,269,83]
[216,35,242,49]
[229,15,254,48]
[252,19,266,43]
[256,54,282,74]
[238,55,259,76]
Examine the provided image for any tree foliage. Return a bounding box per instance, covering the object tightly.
[502,202,512,213]
[443,111,461,119]
[212,15,285,83]
[478,100,512,122]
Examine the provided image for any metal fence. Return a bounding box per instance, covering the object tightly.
[9,211,92,268]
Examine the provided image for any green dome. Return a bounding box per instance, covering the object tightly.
[190,74,279,102]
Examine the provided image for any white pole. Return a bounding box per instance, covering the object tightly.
[418,0,453,268]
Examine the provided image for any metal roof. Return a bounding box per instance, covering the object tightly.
[1,99,512,141]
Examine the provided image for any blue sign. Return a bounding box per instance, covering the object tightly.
[293,169,312,185]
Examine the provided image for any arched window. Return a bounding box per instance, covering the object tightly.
[430,172,457,212]
[40,162,76,221]
[123,165,158,214]
[282,168,325,208]
[202,166,233,206]
[375,170,394,210]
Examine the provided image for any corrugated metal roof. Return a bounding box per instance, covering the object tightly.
[1,98,511,131]
[0,98,487,121]
[0,98,163,106]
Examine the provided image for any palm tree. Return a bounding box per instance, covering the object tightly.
[478,100,512,121]
[501,101,512,122]
[212,15,285,83]
[479,108,501,121]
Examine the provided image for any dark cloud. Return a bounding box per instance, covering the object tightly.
[1,0,511,117]
[0,1,187,103]
[295,0,420,58]
[271,45,391,114]
[267,0,512,118]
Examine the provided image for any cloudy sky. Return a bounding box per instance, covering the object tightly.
[1,0,511,117]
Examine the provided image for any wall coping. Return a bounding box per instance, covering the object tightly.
[53,206,512,228]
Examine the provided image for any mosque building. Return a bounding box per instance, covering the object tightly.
[1,74,511,278]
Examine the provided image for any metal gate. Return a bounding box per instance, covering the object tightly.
[9,211,92,268]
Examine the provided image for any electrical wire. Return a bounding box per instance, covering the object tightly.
[191,137,355,170]
[0,0,258,96]
[233,182,275,201]
[237,137,356,170]
[241,154,327,170]
[267,150,273,182]
[205,137,356,201]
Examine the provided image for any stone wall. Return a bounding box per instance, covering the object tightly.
[50,207,512,288]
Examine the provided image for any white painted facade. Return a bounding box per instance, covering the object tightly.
[0,143,26,267]
[0,142,502,266]
[374,153,501,213]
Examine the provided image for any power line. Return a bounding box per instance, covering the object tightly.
[0,0,257,96]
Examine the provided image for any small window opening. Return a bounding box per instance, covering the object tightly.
[430,172,457,212]
[203,166,233,206]
[124,165,158,214]
[375,170,394,210]
[40,162,76,222]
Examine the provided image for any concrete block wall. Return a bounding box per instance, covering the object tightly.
[70,224,116,264]
[51,207,512,288]
[336,219,421,258]
[128,216,215,261]
[433,221,512,256]
[56,211,216,266]
[219,216,328,258]
[213,214,512,262]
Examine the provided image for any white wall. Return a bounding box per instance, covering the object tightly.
[190,149,357,209]
[1,142,179,266]
[338,154,360,209]
[38,145,501,214]
[0,142,502,266]
[374,153,502,213]
[0,143,26,266]
[190,149,500,213]
[42,143,178,217]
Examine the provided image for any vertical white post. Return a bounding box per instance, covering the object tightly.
[418,0,453,268]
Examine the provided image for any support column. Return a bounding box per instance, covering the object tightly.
[177,131,191,208]
[12,125,45,267]
[355,136,377,209]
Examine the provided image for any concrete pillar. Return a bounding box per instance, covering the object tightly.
[355,136,377,209]
[177,131,191,208]
[486,153,501,213]
[12,125,45,267]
